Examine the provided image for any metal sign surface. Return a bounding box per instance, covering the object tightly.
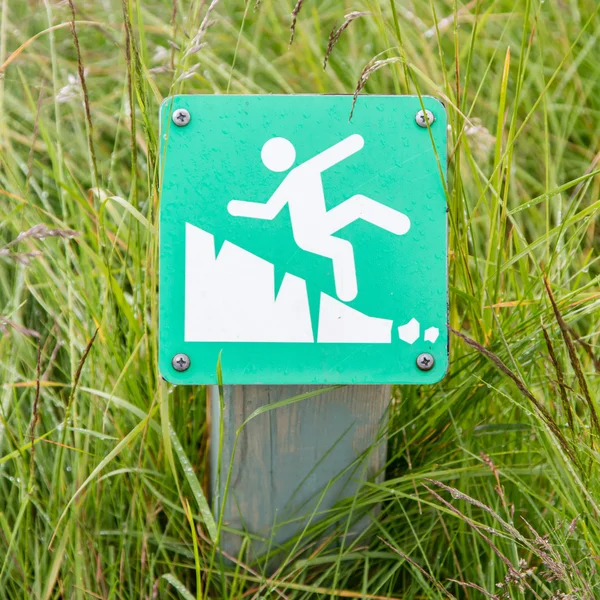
[159,95,448,384]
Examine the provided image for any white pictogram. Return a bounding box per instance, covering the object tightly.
[397,318,420,345]
[184,224,440,345]
[184,224,313,342]
[227,135,411,302]
[424,327,440,343]
[317,293,393,343]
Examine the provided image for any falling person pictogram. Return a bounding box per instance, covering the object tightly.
[228,134,411,302]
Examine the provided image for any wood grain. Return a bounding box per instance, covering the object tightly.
[209,385,391,560]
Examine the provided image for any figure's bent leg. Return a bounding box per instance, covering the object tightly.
[297,235,358,301]
[326,237,358,302]
[325,195,410,235]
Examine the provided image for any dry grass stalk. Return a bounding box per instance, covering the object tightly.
[426,479,524,542]
[0,316,41,338]
[480,451,507,509]
[0,249,43,265]
[542,276,600,437]
[48,328,99,551]
[567,517,578,537]
[449,327,578,466]
[1,225,80,264]
[448,580,497,598]
[27,341,42,479]
[170,0,177,26]
[148,65,172,74]
[196,528,290,600]
[71,330,98,403]
[350,57,403,120]
[427,479,591,597]
[288,0,304,47]
[26,80,45,194]
[179,0,218,62]
[423,483,539,599]
[183,42,207,58]
[176,63,201,83]
[193,0,219,46]
[323,12,370,70]
[566,323,600,373]
[541,324,574,430]
[14,224,80,243]
[67,0,99,189]
[521,518,567,583]
[378,536,458,599]
[121,0,137,197]
[42,337,62,381]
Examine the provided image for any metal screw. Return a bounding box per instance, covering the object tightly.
[172,353,191,372]
[415,109,435,128]
[416,353,435,371]
[172,108,191,127]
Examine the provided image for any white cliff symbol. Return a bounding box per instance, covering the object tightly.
[227,135,411,302]
[184,225,440,345]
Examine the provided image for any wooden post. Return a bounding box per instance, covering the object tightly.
[210,385,391,560]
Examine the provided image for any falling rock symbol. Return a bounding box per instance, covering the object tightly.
[424,327,440,343]
[184,223,314,342]
[397,318,420,344]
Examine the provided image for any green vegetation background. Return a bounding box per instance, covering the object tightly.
[0,0,599,598]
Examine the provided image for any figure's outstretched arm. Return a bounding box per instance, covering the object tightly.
[228,188,288,221]
[304,134,364,173]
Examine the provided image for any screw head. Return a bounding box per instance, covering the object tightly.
[172,353,191,372]
[172,108,191,127]
[416,353,435,371]
[415,109,435,128]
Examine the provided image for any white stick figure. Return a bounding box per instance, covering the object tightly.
[228,134,410,302]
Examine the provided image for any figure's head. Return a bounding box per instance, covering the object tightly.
[261,137,296,172]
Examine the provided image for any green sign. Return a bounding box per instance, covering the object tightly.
[159,95,448,385]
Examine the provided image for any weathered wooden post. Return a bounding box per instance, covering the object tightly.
[159,95,447,560]
[208,384,391,558]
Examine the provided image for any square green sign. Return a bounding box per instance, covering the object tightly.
[159,95,448,385]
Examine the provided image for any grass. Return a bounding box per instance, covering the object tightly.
[1,0,599,597]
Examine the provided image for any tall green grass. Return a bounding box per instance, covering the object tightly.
[0,0,599,597]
